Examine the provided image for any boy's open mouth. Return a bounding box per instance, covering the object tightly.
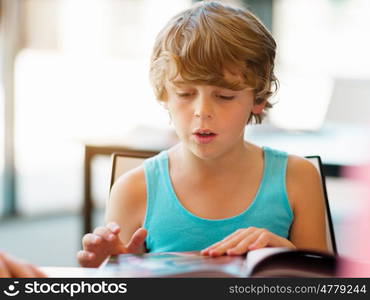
[193,129,217,144]
[195,132,216,137]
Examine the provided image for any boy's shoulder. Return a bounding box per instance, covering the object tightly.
[285,154,323,211]
[287,154,319,178]
[286,154,321,196]
[254,143,315,173]
[110,165,146,205]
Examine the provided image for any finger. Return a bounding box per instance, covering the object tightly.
[208,235,245,257]
[227,230,265,255]
[106,222,121,234]
[81,233,119,267]
[202,228,258,255]
[82,233,102,250]
[201,229,247,255]
[83,225,127,265]
[247,231,270,251]
[205,228,257,256]
[209,236,241,256]
[126,228,147,254]
[201,241,223,255]
[94,226,116,242]
[76,250,96,268]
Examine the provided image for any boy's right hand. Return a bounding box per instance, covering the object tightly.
[77,222,147,268]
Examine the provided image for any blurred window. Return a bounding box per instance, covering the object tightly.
[13,0,191,215]
[271,0,370,130]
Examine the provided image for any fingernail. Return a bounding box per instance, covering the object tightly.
[88,253,94,259]
[108,223,119,232]
[112,224,120,231]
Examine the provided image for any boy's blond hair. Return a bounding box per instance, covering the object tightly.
[149,1,278,124]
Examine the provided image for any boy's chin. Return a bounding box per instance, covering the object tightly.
[190,145,224,161]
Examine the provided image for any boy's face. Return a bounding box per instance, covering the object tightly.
[164,70,265,160]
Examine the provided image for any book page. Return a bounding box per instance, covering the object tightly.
[103,252,246,277]
[243,247,291,276]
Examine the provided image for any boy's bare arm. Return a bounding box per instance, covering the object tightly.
[106,166,147,247]
[77,166,147,267]
[286,155,328,252]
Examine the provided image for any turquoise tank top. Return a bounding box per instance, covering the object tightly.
[143,146,293,253]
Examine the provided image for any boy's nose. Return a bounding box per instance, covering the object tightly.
[194,111,212,119]
[193,97,214,120]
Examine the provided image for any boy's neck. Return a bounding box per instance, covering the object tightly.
[173,140,257,178]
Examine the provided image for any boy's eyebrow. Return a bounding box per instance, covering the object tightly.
[169,79,249,91]
[171,80,189,86]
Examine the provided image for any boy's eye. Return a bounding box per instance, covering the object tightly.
[176,92,193,98]
[218,95,235,100]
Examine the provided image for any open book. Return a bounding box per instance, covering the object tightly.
[98,247,337,278]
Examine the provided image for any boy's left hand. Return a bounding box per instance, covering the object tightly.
[200,227,296,256]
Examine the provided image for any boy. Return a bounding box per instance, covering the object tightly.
[78,1,327,268]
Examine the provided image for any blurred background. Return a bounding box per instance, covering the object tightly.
[0,0,369,267]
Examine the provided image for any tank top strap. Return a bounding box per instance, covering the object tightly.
[262,146,288,182]
[258,146,292,218]
[142,151,174,235]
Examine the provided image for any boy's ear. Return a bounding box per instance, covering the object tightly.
[252,101,266,114]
